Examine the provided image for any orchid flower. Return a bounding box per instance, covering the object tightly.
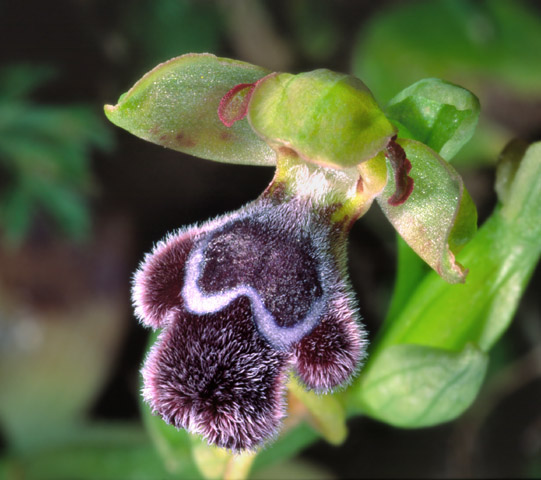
[105,54,478,451]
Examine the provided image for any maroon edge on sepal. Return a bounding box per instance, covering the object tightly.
[218,82,257,127]
[385,136,414,206]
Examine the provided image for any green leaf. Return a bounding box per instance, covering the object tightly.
[384,237,431,323]
[386,78,480,161]
[377,138,477,283]
[247,69,396,168]
[0,186,33,243]
[353,0,541,168]
[104,53,275,166]
[353,146,540,421]
[354,343,488,428]
[252,424,318,473]
[0,64,56,99]
[0,87,111,243]
[29,179,91,240]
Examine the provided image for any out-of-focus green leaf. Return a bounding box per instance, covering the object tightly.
[0,68,111,243]
[189,435,229,480]
[0,423,184,480]
[0,64,55,99]
[377,138,477,283]
[252,458,335,480]
[124,0,223,68]
[386,78,480,161]
[353,0,541,168]
[105,53,275,166]
[353,343,488,427]
[354,0,541,102]
[29,178,90,240]
[248,69,396,169]
[287,0,340,62]
[0,186,33,243]
[252,423,318,473]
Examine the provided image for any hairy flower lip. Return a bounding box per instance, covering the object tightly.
[141,296,292,452]
[133,189,366,450]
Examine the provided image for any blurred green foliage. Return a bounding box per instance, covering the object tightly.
[353,0,541,166]
[0,65,112,244]
[354,0,541,101]
[123,0,224,69]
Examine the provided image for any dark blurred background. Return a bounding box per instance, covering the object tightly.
[1,0,540,478]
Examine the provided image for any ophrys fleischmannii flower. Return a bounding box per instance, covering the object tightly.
[105,53,477,451]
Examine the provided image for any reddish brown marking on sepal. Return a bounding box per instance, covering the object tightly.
[218,83,256,127]
[356,175,364,193]
[385,137,414,206]
[220,131,233,141]
[175,132,197,148]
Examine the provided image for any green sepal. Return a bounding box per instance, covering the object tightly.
[378,138,477,284]
[189,435,230,480]
[287,376,347,446]
[367,142,540,354]
[348,141,541,428]
[104,53,275,166]
[385,78,480,161]
[247,69,396,169]
[353,343,488,428]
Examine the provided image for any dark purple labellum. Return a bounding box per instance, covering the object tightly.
[143,297,290,451]
[198,220,323,327]
[183,214,328,350]
[134,195,367,450]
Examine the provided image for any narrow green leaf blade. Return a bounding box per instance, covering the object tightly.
[104,53,275,166]
[386,78,480,161]
[355,343,488,428]
[378,138,477,283]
